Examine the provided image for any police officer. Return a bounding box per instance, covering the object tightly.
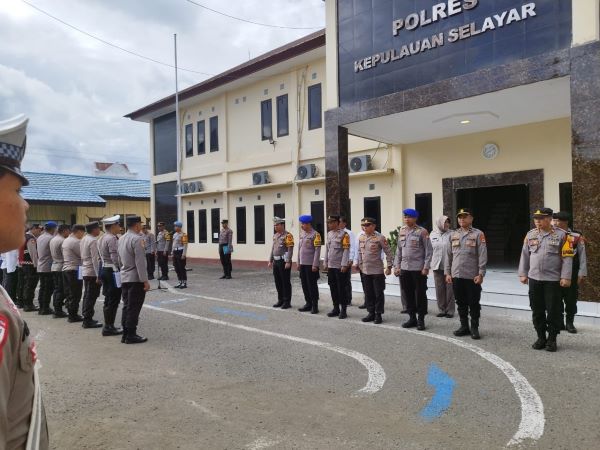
[357,217,393,324]
[171,220,188,289]
[552,211,587,333]
[19,224,41,311]
[0,113,49,449]
[430,215,455,318]
[394,208,433,330]
[297,215,322,314]
[268,217,294,309]
[339,216,355,306]
[81,221,102,329]
[50,224,71,318]
[118,215,150,344]
[444,208,487,340]
[36,221,57,315]
[324,215,351,319]
[99,215,123,336]
[519,208,573,352]
[156,222,171,280]
[62,224,86,322]
[218,219,234,279]
[142,224,156,280]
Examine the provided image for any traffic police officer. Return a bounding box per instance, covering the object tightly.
[357,217,393,324]
[118,215,149,344]
[552,211,587,333]
[99,215,123,336]
[62,224,86,322]
[81,221,102,329]
[156,222,171,280]
[50,224,71,318]
[444,208,488,340]
[268,217,294,309]
[394,208,433,330]
[19,224,41,311]
[36,221,57,315]
[171,221,188,289]
[519,208,573,352]
[218,219,233,279]
[297,215,322,314]
[324,215,351,319]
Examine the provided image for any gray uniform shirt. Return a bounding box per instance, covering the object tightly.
[270,231,294,263]
[298,229,322,268]
[118,230,148,283]
[143,232,156,254]
[80,234,100,277]
[49,235,65,272]
[444,227,488,279]
[156,230,171,253]
[393,225,433,271]
[62,235,82,272]
[430,229,449,271]
[171,231,188,257]
[567,229,587,278]
[218,228,233,247]
[99,233,120,269]
[36,232,54,273]
[518,228,573,281]
[357,232,393,275]
[324,229,350,269]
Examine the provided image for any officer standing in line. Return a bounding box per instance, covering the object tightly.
[268,217,294,309]
[519,208,573,352]
[142,224,156,280]
[156,222,171,280]
[99,215,123,336]
[36,221,57,315]
[218,219,234,279]
[1,249,18,302]
[171,221,188,289]
[430,215,455,318]
[80,221,102,329]
[357,217,393,324]
[552,211,587,334]
[62,224,86,322]
[20,224,41,312]
[324,215,351,319]
[118,215,149,344]
[394,208,433,330]
[339,216,355,306]
[444,208,488,340]
[50,224,71,318]
[297,215,322,314]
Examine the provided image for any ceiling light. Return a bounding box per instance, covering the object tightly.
[460,120,471,124]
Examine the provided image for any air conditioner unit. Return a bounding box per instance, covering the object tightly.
[297,164,318,180]
[349,155,372,173]
[188,181,203,193]
[252,171,270,185]
[180,183,189,194]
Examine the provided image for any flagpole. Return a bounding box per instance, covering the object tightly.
[174,33,182,221]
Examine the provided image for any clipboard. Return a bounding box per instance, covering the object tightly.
[113,271,122,288]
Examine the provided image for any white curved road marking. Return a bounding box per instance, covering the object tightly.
[144,303,386,396]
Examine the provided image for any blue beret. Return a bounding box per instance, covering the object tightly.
[173,221,183,228]
[45,221,57,228]
[403,208,419,218]
[299,215,312,224]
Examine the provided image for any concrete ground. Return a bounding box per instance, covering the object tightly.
[23,264,600,450]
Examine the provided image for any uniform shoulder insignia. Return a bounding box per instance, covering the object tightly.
[562,239,575,258]
[0,314,8,364]
[284,233,294,247]
[342,232,350,249]
[140,238,146,249]
[182,233,189,245]
[479,232,486,244]
[165,232,172,241]
[313,232,322,247]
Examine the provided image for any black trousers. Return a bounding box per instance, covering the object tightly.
[272,260,291,304]
[21,265,39,307]
[363,273,386,314]
[121,282,146,331]
[173,250,187,281]
[560,279,579,320]
[452,278,482,321]
[2,270,18,302]
[342,268,353,303]
[219,244,232,277]
[529,278,562,336]
[100,268,121,326]
[299,265,319,306]
[400,270,428,316]
[16,266,25,306]
[82,276,101,321]
[327,268,348,308]
[52,271,65,311]
[37,272,54,310]
[145,254,156,279]
[63,270,83,315]
[157,252,170,278]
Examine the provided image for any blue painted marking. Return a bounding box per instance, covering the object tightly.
[420,364,456,421]
[211,307,266,321]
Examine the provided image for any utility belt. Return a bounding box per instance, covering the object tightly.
[273,256,288,262]
[102,264,117,270]
[173,247,184,252]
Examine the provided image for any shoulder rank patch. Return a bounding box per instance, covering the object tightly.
[342,232,350,249]
[562,239,575,258]
[313,232,322,247]
[479,232,486,244]
[165,232,172,241]
[0,314,8,364]
[182,233,189,245]
[284,233,294,247]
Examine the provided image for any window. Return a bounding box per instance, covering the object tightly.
[273,203,285,220]
[211,208,220,243]
[185,124,193,157]
[310,201,324,241]
[236,207,247,244]
[198,209,207,243]
[276,94,289,137]
[364,196,381,232]
[261,99,272,140]
[153,112,177,175]
[415,193,433,232]
[154,181,178,228]
[209,116,219,152]
[254,205,265,244]
[186,210,195,243]
[197,120,205,155]
[559,182,573,227]
[308,84,322,130]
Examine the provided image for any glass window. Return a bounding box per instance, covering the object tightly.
[197,120,205,155]
[210,116,219,152]
[273,203,285,220]
[211,208,220,243]
[308,84,322,130]
[236,207,247,244]
[261,99,273,141]
[276,94,289,137]
[185,124,193,157]
[153,112,177,175]
[186,210,195,243]
[154,181,178,229]
[364,196,381,233]
[198,209,207,243]
[254,205,265,244]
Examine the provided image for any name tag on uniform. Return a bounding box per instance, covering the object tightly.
[466,239,476,247]
[528,239,539,246]
[451,240,460,247]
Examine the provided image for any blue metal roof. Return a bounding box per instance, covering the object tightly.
[22,172,150,205]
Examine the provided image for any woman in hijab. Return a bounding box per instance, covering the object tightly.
[430,215,455,318]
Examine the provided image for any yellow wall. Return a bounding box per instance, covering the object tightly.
[27,204,76,225]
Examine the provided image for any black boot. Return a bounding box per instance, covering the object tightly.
[339,305,347,319]
[298,304,312,312]
[417,315,426,331]
[532,330,547,350]
[566,317,577,334]
[180,281,187,289]
[68,312,84,323]
[311,301,319,314]
[53,308,68,318]
[272,300,283,308]
[402,314,418,329]
[362,313,375,322]
[124,327,148,344]
[453,317,470,336]
[327,307,340,317]
[470,319,480,340]
[545,334,557,352]
[374,313,383,324]
[281,301,291,310]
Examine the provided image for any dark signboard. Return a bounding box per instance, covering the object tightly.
[337,0,572,105]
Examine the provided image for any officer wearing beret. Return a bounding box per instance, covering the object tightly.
[0,114,49,449]
[268,217,294,309]
[80,221,102,329]
[50,224,71,318]
[62,224,86,322]
[519,208,573,352]
[218,219,234,279]
[394,208,433,330]
[297,215,322,314]
[171,221,188,289]
[99,215,123,336]
[156,222,171,280]
[36,221,57,315]
[444,208,488,340]
[118,215,149,344]
[552,211,587,333]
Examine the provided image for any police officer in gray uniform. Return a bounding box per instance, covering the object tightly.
[142,224,157,280]
[171,221,188,289]
[36,221,57,315]
[324,215,351,319]
[80,221,102,329]
[99,215,123,336]
[156,222,171,280]
[444,208,488,340]
[268,217,294,309]
[50,224,71,318]
[519,208,573,352]
[118,215,149,344]
[297,215,322,314]
[62,224,86,322]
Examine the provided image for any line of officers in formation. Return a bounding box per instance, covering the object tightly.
[267,206,586,352]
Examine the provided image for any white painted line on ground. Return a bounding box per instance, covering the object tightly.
[143,303,386,396]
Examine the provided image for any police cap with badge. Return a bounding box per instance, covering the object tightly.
[0,114,30,186]
[102,215,121,228]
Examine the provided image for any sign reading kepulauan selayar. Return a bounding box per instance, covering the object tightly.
[337,0,572,105]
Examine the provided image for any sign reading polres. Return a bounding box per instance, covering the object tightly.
[337,0,572,105]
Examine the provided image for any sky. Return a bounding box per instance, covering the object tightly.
[0,0,325,179]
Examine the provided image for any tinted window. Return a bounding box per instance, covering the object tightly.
[364,196,381,233]
[308,84,322,130]
[310,201,325,241]
[236,207,247,244]
[186,210,195,243]
[197,120,205,155]
[261,99,273,141]
[254,205,265,244]
[185,124,193,157]
[198,209,207,243]
[153,112,176,175]
[415,193,432,232]
[276,95,289,137]
[211,208,220,243]
[210,116,219,152]
[273,204,285,220]
[154,181,178,229]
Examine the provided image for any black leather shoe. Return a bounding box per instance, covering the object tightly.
[124,334,148,344]
[82,320,103,329]
[453,325,471,337]
[445,314,454,318]
[470,328,481,340]
[281,303,291,310]
[53,310,68,318]
[545,339,557,352]
[272,302,283,308]
[225,276,232,279]
[298,304,312,312]
[174,282,182,289]
[566,321,577,334]
[220,275,226,279]
[180,283,187,289]
[436,312,446,318]
[374,314,382,324]
[102,326,123,336]
[339,309,347,319]
[358,304,367,309]
[402,318,418,328]
[532,338,547,350]
[417,319,426,331]
[68,314,84,323]
[362,313,375,322]
[38,308,54,316]
[327,309,340,317]
[23,305,39,312]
